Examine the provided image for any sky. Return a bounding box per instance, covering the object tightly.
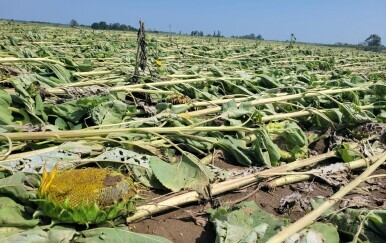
[0,0,385,45]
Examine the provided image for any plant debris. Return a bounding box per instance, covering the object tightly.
[0,20,385,242]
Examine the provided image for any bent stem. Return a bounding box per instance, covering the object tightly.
[0,126,253,142]
[266,153,384,188]
[0,57,66,66]
[183,86,368,117]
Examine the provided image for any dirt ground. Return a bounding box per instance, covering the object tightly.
[131,161,386,243]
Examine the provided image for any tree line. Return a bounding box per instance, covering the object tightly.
[69,19,136,31]
[69,19,383,52]
[333,34,383,52]
[231,33,264,40]
[190,30,223,37]
[90,21,137,31]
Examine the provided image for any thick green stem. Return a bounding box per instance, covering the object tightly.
[261,104,382,122]
[0,126,252,141]
[60,77,124,87]
[36,87,175,96]
[183,86,368,117]
[267,153,383,188]
[0,57,65,66]
[73,70,113,77]
[40,77,215,95]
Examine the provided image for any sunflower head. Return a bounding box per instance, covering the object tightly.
[165,94,191,105]
[38,166,138,225]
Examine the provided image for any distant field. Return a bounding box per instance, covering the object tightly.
[1,21,386,242]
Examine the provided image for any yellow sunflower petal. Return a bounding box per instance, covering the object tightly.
[155,60,163,66]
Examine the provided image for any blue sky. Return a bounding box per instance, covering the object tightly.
[1,0,385,44]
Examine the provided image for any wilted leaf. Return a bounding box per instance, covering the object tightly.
[0,197,39,227]
[150,153,211,196]
[209,64,225,77]
[0,141,101,173]
[0,228,47,242]
[252,129,281,167]
[75,227,172,243]
[46,96,108,123]
[339,103,372,124]
[256,74,281,88]
[10,75,42,117]
[0,172,34,201]
[221,100,254,119]
[281,122,308,147]
[91,100,130,125]
[96,148,163,189]
[0,89,13,125]
[306,222,339,243]
[77,60,94,72]
[326,208,386,242]
[47,226,78,242]
[313,163,349,186]
[172,136,215,155]
[209,201,288,242]
[337,143,362,162]
[277,192,309,214]
[371,84,386,97]
[45,63,72,83]
[216,137,253,166]
[318,109,343,127]
[206,164,230,182]
[214,220,268,243]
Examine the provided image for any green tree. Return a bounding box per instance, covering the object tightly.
[365,34,381,47]
[91,22,100,29]
[190,30,203,36]
[363,34,382,52]
[98,21,108,30]
[69,19,79,28]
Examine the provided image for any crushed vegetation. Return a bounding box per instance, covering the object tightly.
[0,20,385,242]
